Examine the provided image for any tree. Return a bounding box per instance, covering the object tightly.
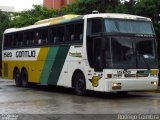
[9,5,60,28]
[135,0,160,38]
[0,11,10,50]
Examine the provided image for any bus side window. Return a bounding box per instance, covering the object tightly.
[11,35,14,47]
[4,34,9,48]
[23,32,28,46]
[48,29,52,44]
[51,27,56,44]
[56,26,64,43]
[41,29,48,44]
[66,24,74,42]
[34,32,39,45]
[28,32,34,46]
[14,33,18,47]
[18,33,23,46]
[24,32,29,46]
[75,22,84,42]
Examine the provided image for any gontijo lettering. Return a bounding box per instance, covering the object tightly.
[16,50,36,58]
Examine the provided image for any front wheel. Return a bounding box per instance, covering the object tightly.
[74,73,86,96]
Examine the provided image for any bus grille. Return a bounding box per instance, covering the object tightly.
[4,63,8,77]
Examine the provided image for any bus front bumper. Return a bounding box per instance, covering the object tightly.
[106,78,158,92]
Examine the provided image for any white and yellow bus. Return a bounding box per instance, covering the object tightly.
[2,13,159,95]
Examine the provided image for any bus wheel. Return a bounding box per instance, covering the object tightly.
[74,73,86,96]
[14,70,21,87]
[21,70,28,88]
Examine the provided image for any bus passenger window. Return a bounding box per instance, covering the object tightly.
[18,33,23,46]
[48,29,52,44]
[4,35,10,48]
[34,32,39,45]
[75,23,84,41]
[28,32,34,46]
[23,33,27,46]
[66,24,74,41]
[51,27,56,43]
[56,26,64,43]
[41,30,48,44]
[14,33,18,47]
[11,35,14,47]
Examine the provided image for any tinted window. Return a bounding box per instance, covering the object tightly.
[87,19,103,35]
[33,30,48,45]
[66,22,84,42]
[4,34,10,48]
[105,19,154,34]
[18,33,23,46]
[56,26,64,43]
[75,23,83,41]
[66,24,74,41]
[51,27,57,43]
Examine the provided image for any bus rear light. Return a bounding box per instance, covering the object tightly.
[112,83,122,89]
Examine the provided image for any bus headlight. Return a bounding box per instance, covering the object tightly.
[151,81,158,85]
[112,83,122,89]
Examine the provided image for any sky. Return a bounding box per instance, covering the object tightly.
[0,0,43,11]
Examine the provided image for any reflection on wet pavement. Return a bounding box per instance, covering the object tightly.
[0,79,160,114]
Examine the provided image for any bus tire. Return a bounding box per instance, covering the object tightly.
[14,70,21,87]
[21,70,28,88]
[74,72,86,96]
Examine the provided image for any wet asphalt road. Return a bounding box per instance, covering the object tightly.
[0,78,160,119]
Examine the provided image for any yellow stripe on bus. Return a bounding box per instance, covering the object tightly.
[2,48,49,83]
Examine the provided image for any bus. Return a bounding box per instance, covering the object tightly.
[2,13,158,95]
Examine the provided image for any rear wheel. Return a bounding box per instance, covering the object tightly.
[74,73,86,96]
[21,70,28,88]
[14,70,21,87]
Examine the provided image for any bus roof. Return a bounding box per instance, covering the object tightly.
[4,13,151,34]
[86,13,151,21]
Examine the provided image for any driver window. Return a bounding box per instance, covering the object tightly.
[87,19,103,35]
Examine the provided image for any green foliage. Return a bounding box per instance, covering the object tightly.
[135,0,157,21]
[9,5,60,28]
[0,11,10,47]
[0,11,10,61]
[134,0,160,37]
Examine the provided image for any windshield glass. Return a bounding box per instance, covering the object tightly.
[109,37,136,69]
[105,19,154,35]
[108,36,157,69]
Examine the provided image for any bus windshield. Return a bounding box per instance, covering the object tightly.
[105,19,154,35]
[108,36,157,69]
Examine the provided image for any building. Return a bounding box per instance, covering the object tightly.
[44,0,75,9]
[0,6,15,12]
